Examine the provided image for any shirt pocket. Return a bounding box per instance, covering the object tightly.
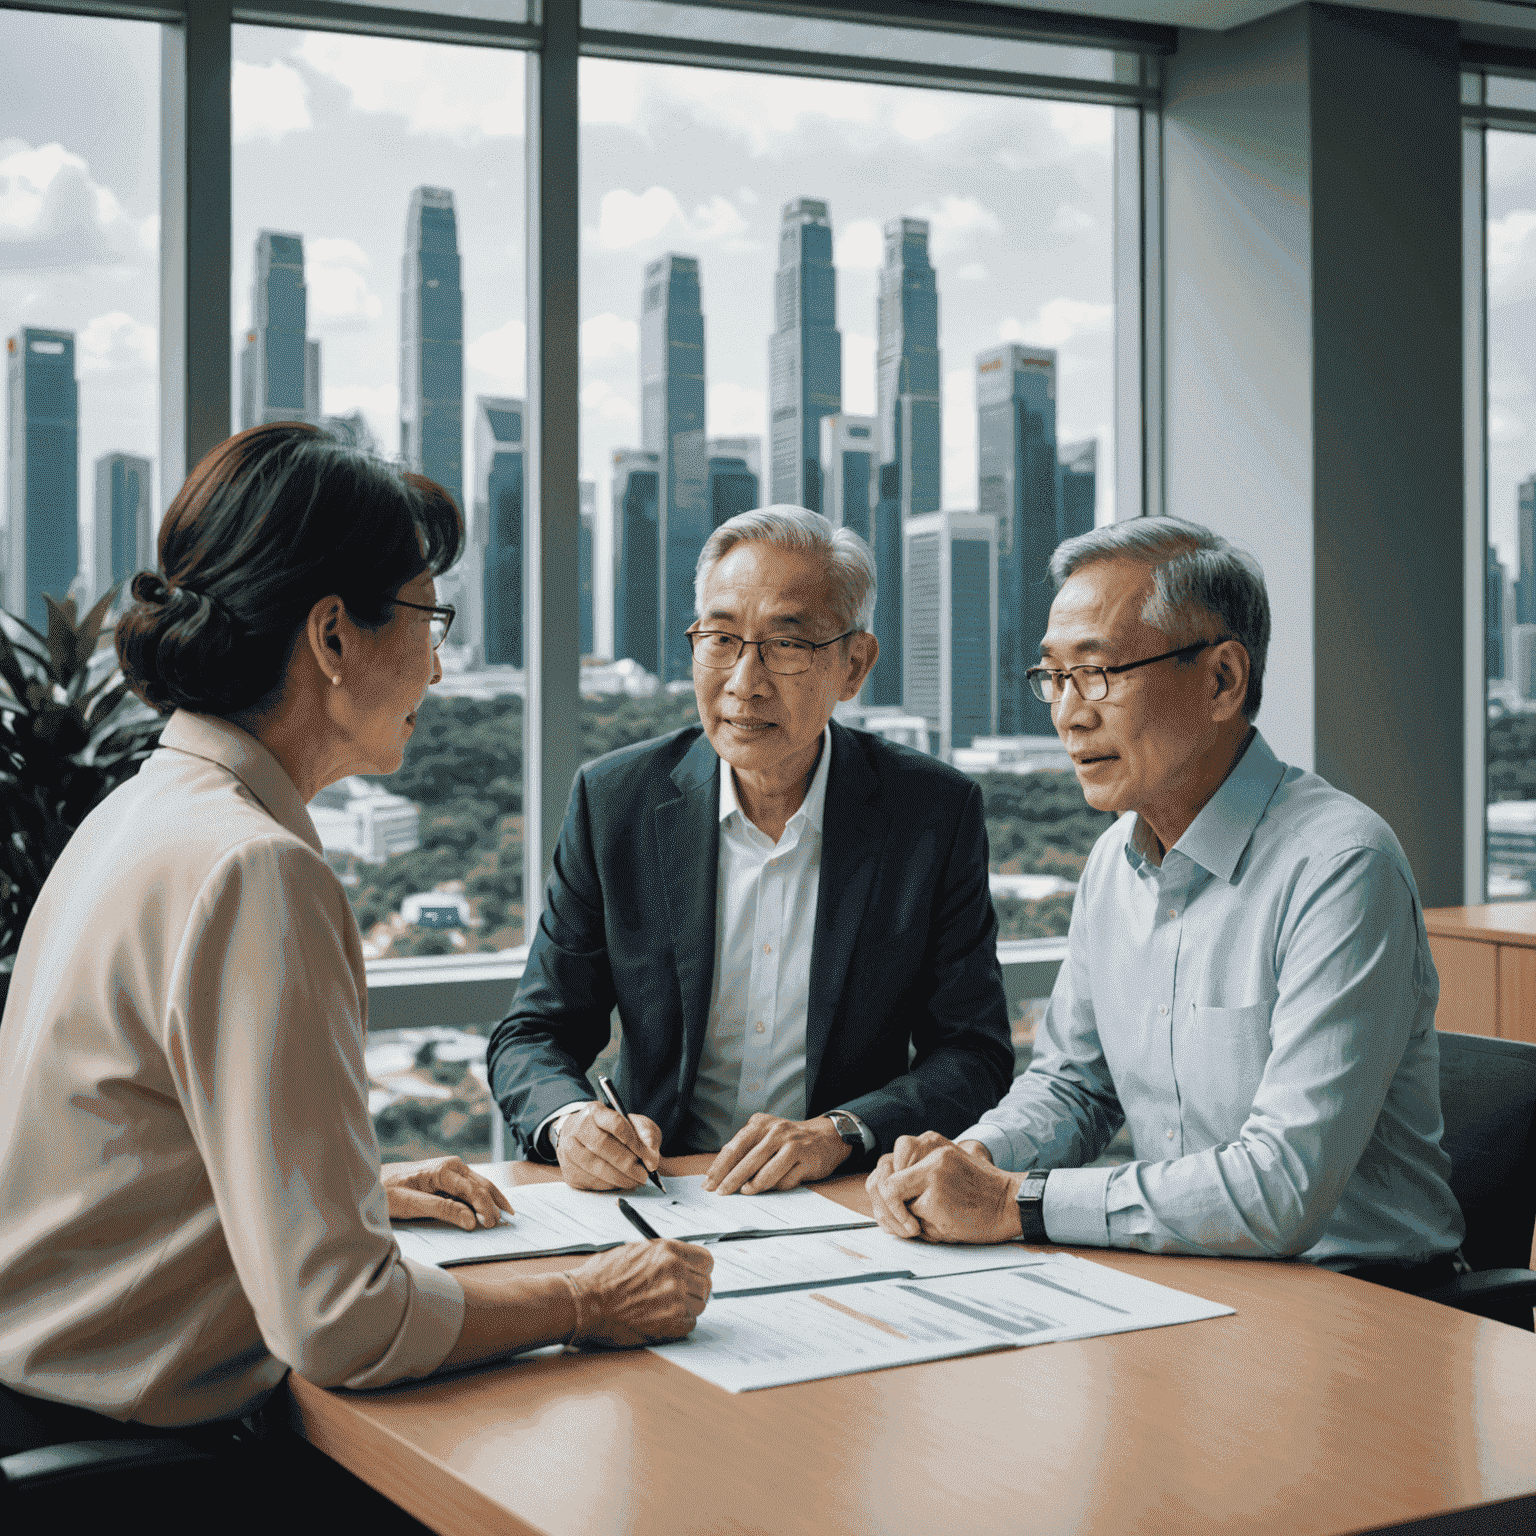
[1177,1001,1275,1148]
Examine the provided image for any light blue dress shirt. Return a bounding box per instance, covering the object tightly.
[960,731,1465,1268]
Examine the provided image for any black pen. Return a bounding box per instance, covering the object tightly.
[597,1073,666,1192]
[617,1197,662,1240]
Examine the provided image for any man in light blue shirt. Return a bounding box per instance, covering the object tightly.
[867,518,1465,1287]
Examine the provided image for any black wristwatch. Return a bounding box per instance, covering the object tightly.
[1015,1170,1050,1244]
[826,1109,866,1149]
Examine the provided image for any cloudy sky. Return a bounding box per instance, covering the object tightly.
[2,9,1116,610]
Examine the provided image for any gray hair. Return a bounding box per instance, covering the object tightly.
[694,505,877,633]
[1049,517,1271,720]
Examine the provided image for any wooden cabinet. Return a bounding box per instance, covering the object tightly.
[1425,904,1536,1044]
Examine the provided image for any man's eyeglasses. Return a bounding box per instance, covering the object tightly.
[687,628,857,676]
[1026,638,1232,704]
[394,598,456,650]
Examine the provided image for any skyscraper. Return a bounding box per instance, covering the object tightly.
[1518,475,1536,626]
[93,452,152,601]
[579,479,595,657]
[1059,438,1098,532]
[903,510,998,757]
[706,453,760,530]
[401,187,465,516]
[475,396,523,668]
[819,413,877,543]
[871,218,942,705]
[978,344,1085,736]
[1489,546,1507,682]
[239,232,317,430]
[613,449,661,675]
[5,328,78,629]
[769,198,841,512]
[640,254,707,683]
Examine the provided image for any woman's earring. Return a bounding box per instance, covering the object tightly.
[332,674,341,687]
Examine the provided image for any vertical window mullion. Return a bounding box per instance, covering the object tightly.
[523,0,582,946]
[160,0,232,496]
[1464,109,1489,905]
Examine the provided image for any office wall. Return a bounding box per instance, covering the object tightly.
[1163,2,1464,906]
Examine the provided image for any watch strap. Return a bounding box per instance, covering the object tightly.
[826,1109,867,1149]
[1015,1170,1050,1244]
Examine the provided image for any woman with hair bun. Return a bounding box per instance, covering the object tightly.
[0,424,710,1528]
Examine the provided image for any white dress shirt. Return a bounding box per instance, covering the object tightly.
[0,712,464,1426]
[960,731,1464,1268]
[679,727,833,1151]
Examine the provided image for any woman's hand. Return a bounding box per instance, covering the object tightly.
[382,1155,513,1231]
[566,1239,714,1348]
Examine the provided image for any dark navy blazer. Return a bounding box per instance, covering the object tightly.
[486,720,1014,1165]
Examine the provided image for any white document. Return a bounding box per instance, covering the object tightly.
[652,1255,1235,1392]
[393,1173,873,1268]
[707,1230,1047,1296]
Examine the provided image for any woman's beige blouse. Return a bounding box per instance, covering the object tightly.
[0,712,464,1426]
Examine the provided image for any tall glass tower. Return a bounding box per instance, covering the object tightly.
[402,187,464,515]
[819,413,877,544]
[5,328,79,629]
[93,451,153,601]
[978,344,1084,736]
[475,396,524,668]
[640,254,707,683]
[613,449,661,676]
[872,218,941,706]
[240,232,316,429]
[769,198,841,512]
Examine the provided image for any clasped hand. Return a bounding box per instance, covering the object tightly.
[865,1132,1023,1244]
[382,1154,513,1230]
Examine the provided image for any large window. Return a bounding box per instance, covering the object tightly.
[3,0,1161,1161]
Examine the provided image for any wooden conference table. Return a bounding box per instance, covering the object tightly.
[289,1157,1536,1536]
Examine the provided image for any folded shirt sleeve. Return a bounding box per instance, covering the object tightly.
[163,837,464,1389]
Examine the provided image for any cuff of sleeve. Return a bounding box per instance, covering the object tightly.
[340,1257,466,1391]
[533,1100,592,1163]
[957,1122,1019,1171]
[1040,1166,1113,1247]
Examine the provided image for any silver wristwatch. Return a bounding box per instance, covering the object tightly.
[826,1109,866,1149]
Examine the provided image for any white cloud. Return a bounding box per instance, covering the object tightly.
[893,96,956,143]
[1491,404,1528,445]
[307,238,382,327]
[665,70,878,156]
[1489,209,1536,307]
[842,332,876,415]
[466,318,527,390]
[958,262,988,282]
[76,311,155,375]
[580,58,642,127]
[581,379,638,424]
[582,312,639,361]
[1049,101,1113,151]
[708,381,765,438]
[0,140,154,269]
[595,186,753,252]
[836,219,884,271]
[915,194,1001,259]
[232,60,311,144]
[296,33,523,138]
[1000,298,1112,348]
[1049,205,1096,237]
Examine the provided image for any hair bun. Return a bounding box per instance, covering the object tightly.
[131,571,170,606]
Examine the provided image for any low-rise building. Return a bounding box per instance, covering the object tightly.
[951,735,1073,776]
[309,777,420,866]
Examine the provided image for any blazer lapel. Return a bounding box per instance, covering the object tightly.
[653,732,722,1130]
[805,722,891,1101]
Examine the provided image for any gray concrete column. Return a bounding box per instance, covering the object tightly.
[1162,3,1465,905]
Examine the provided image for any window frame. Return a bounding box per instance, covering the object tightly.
[3,0,1170,1144]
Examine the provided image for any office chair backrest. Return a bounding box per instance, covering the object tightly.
[1435,1031,1536,1274]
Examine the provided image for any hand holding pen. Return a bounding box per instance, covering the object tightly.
[598,1075,666,1192]
[551,1075,667,1192]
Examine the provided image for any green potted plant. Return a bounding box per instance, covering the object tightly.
[0,589,166,1015]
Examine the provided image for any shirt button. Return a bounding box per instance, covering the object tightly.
[1158,1005,1168,1016]
[747,1082,760,1092]
[754,1022,765,1034]
[1168,908,1178,919]
[763,944,772,954]
[1166,1129,1175,1139]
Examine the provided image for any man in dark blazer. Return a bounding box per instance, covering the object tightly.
[488,507,1013,1195]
